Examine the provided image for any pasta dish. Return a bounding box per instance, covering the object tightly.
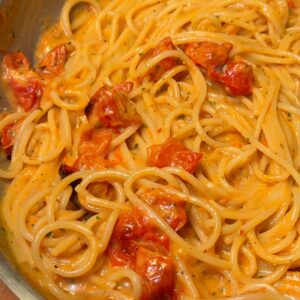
[1,0,300,299]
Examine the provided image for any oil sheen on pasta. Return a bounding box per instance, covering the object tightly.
[1,0,300,299]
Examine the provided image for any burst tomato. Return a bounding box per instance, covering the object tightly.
[39,43,72,76]
[85,83,141,131]
[1,122,17,154]
[149,37,178,81]
[141,189,187,231]
[147,138,203,173]
[2,52,44,111]
[185,41,232,69]
[135,247,175,300]
[74,128,114,170]
[208,60,254,96]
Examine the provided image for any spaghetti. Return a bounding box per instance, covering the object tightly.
[1,0,300,299]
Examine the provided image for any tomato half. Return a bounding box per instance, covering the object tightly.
[147,138,203,173]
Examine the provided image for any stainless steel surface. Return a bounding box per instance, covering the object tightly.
[0,1,64,299]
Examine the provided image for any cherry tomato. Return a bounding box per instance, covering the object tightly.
[74,128,114,170]
[141,189,187,231]
[135,247,175,300]
[185,41,232,69]
[86,84,141,130]
[108,209,170,267]
[39,43,72,76]
[147,138,203,173]
[149,37,178,81]
[1,122,17,154]
[2,52,44,111]
[208,60,254,96]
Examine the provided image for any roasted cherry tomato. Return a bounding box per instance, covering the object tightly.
[208,60,254,96]
[39,43,73,76]
[1,122,17,155]
[149,37,178,81]
[185,41,232,69]
[74,128,114,170]
[147,138,203,173]
[141,189,187,231]
[85,83,141,131]
[135,247,175,300]
[2,52,44,111]
[108,209,170,267]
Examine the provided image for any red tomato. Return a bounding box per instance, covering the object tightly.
[109,212,141,268]
[10,79,44,112]
[39,44,71,76]
[141,189,187,232]
[108,209,170,267]
[2,52,44,111]
[1,122,17,154]
[3,52,30,71]
[135,247,175,300]
[147,138,203,173]
[288,0,296,8]
[185,42,232,69]
[208,60,254,96]
[108,209,176,299]
[149,37,178,81]
[86,84,141,131]
[74,128,115,170]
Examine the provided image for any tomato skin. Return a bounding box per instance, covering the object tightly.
[74,128,114,170]
[109,212,140,268]
[10,79,44,112]
[3,52,30,71]
[108,209,170,264]
[208,60,254,96]
[149,37,178,81]
[108,209,175,299]
[135,247,175,300]
[2,52,44,111]
[39,44,70,76]
[114,81,134,93]
[86,84,141,130]
[185,42,232,69]
[288,0,296,8]
[142,189,187,232]
[1,122,17,154]
[147,138,203,173]
[184,41,254,96]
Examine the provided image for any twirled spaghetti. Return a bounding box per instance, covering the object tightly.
[1,0,300,299]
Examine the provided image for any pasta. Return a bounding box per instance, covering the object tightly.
[1,0,300,299]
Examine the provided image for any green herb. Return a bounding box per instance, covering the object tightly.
[46,231,54,238]
[208,100,216,107]
[288,112,292,121]
[133,143,139,150]
[96,216,101,220]
[139,52,144,57]
[177,114,186,119]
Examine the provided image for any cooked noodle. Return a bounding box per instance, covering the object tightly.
[1,0,300,299]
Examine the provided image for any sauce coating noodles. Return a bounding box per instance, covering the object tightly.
[1,0,300,299]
